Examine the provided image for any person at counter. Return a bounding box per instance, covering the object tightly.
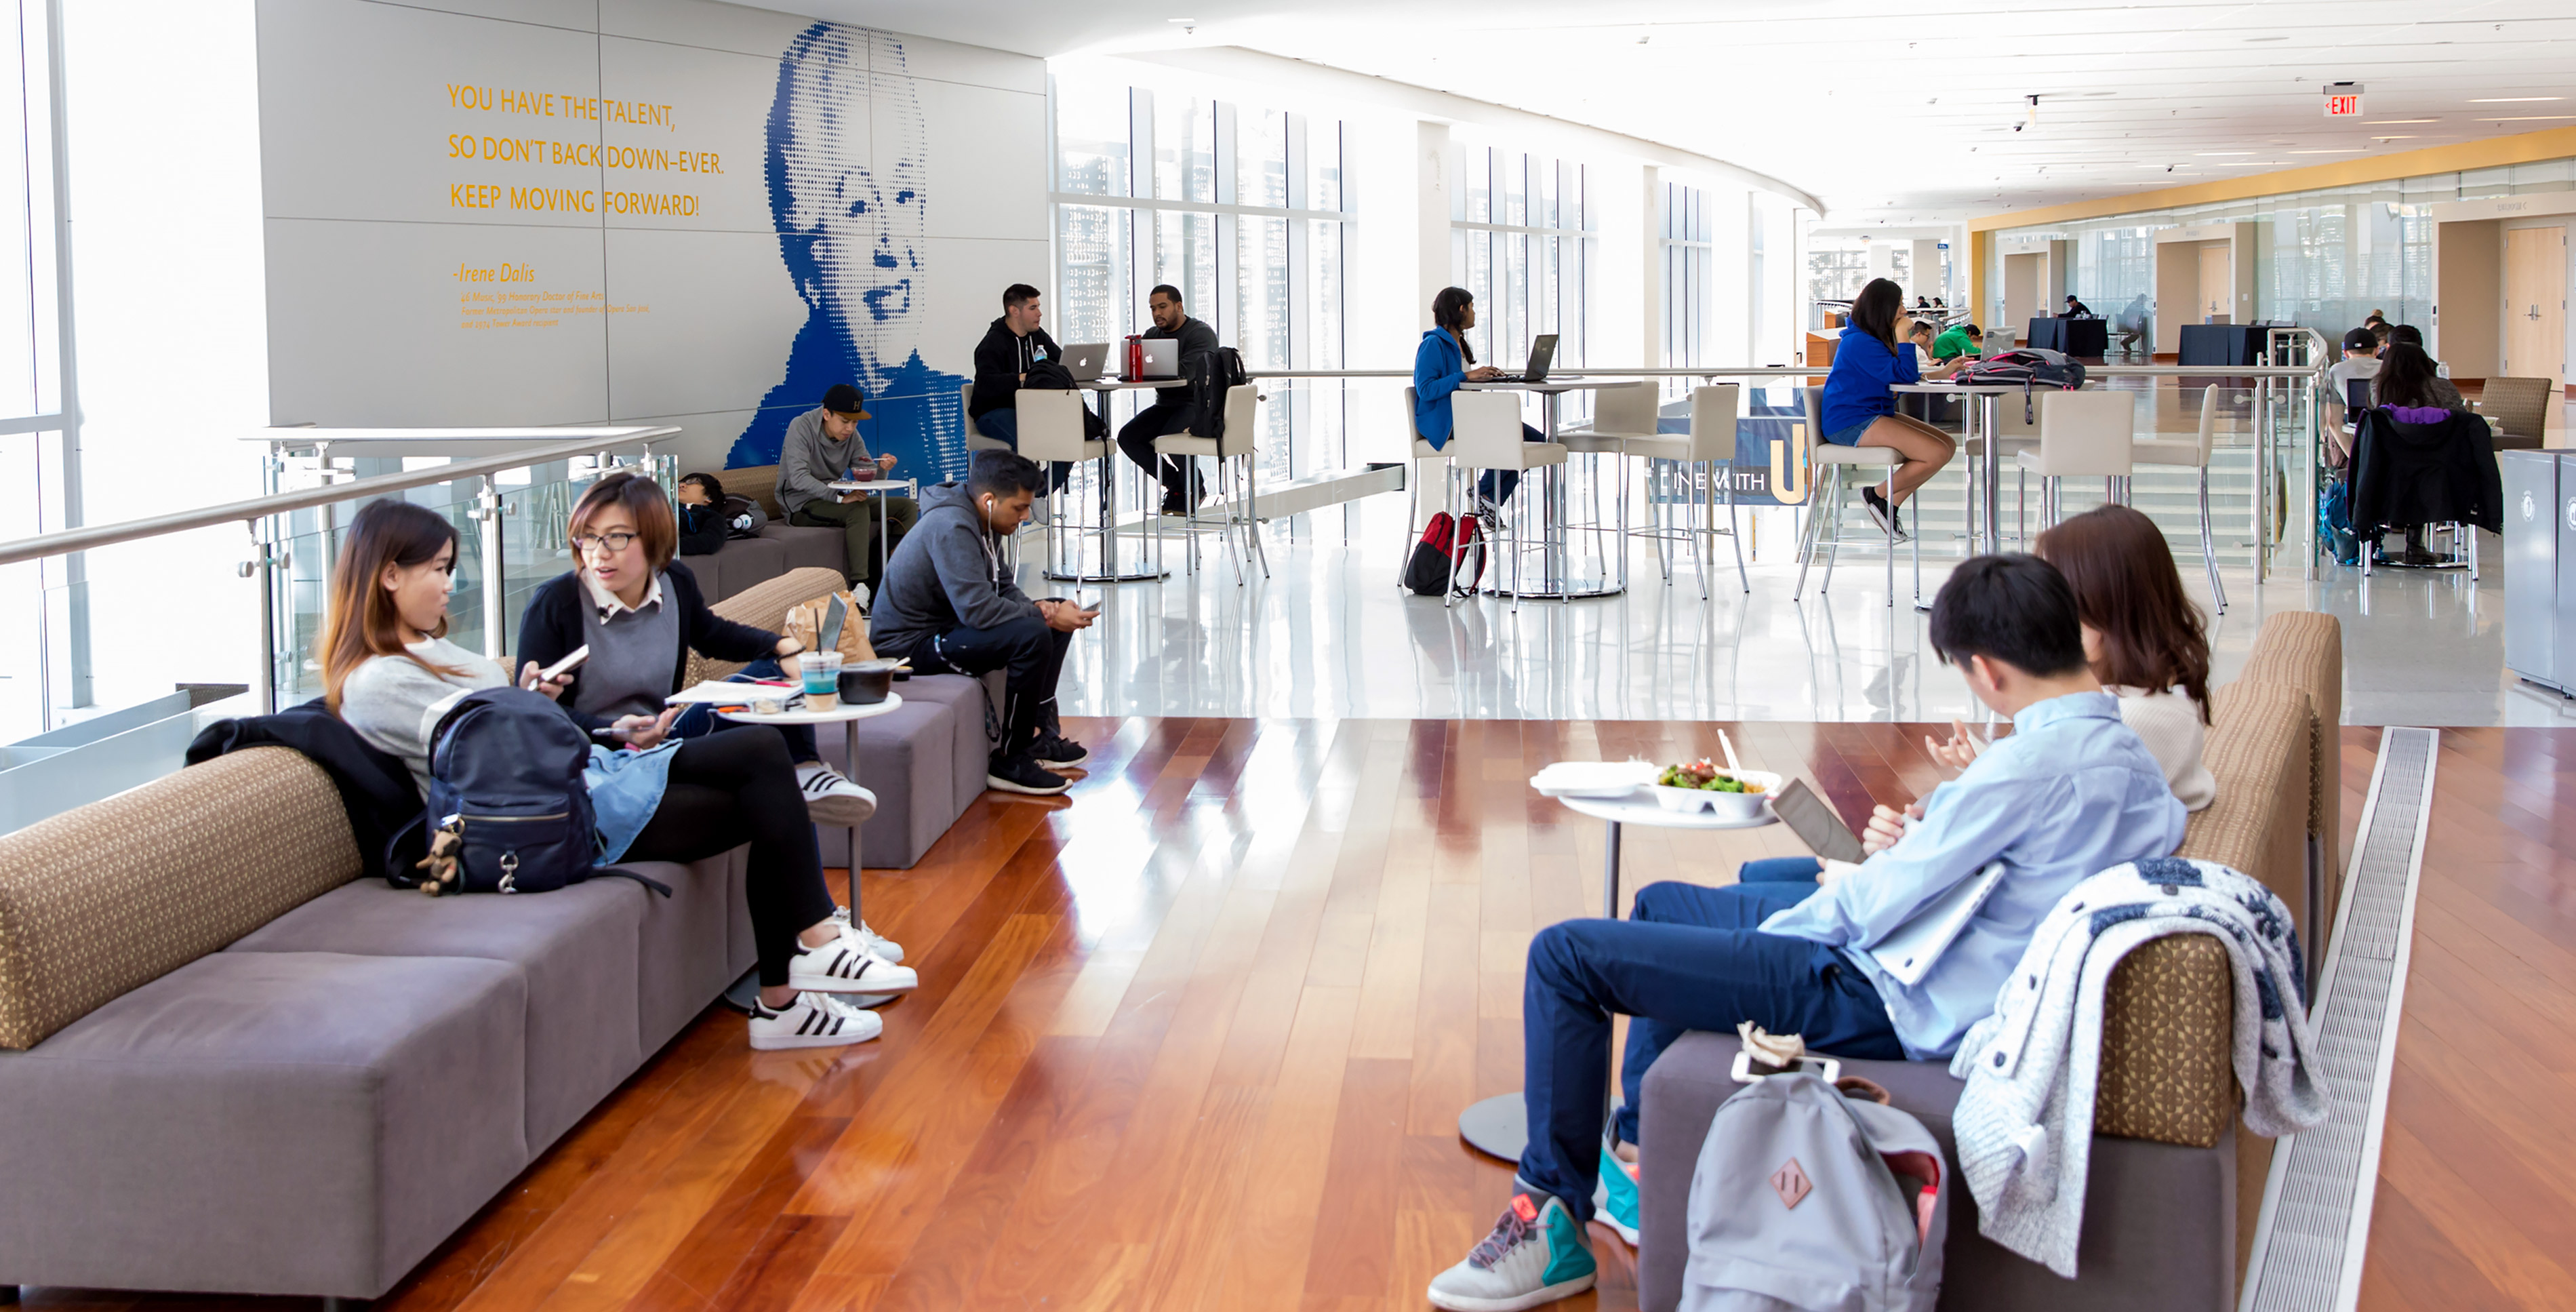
[1413,286,1547,513]
[1114,283,1221,515]
[1817,277,1967,539]
[2061,294,2093,318]
[778,384,917,593]
[967,283,1070,492]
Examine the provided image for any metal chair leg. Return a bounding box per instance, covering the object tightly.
[1822,464,1849,594]
[1793,462,1826,600]
[1726,475,1748,593]
[2198,462,2226,612]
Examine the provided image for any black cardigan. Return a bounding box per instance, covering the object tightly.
[186,700,425,883]
[514,568,780,732]
[969,317,1063,418]
[2350,406,2503,534]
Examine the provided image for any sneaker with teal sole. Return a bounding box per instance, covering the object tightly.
[1426,1189,1596,1311]
[1592,1147,1640,1246]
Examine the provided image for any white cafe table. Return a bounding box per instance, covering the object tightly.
[1049,378,1173,583]
[1460,378,1638,598]
[1887,381,2053,559]
[824,477,919,579]
[716,695,905,1010]
[1455,787,1779,1164]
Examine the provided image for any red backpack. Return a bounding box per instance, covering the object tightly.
[1404,510,1489,597]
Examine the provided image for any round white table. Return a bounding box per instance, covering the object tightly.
[1455,788,1779,1163]
[719,693,904,930]
[1047,378,1173,583]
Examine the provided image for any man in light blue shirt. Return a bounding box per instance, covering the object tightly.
[1428,555,2185,1312]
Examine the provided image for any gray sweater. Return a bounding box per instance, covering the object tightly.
[776,406,871,517]
[868,481,1038,657]
[337,638,509,798]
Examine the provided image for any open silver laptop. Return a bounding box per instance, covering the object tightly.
[1060,342,1108,382]
[1138,338,1180,379]
[1867,860,2009,987]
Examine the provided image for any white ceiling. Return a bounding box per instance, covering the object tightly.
[785,0,2576,222]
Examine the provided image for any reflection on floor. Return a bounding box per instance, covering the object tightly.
[1044,495,2539,726]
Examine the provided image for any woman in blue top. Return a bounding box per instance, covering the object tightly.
[1413,286,1546,509]
[1818,277,1965,536]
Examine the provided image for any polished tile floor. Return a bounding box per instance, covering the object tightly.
[1040,493,2544,727]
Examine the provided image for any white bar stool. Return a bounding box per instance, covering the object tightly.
[2015,389,2135,530]
[2131,384,2228,612]
[1397,384,1457,591]
[1152,383,1270,584]
[1793,386,1918,608]
[1014,388,1114,578]
[1558,381,1649,591]
[1448,390,1569,612]
[1621,384,1748,597]
[960,381,1010,454]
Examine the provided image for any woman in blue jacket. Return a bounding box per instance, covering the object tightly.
[1818,277,1965,537]
[1413,286,1546,508]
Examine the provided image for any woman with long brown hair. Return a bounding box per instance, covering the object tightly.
[1817,277,1969,538]
[326,494,908,1051]
[2030,504,2214,809]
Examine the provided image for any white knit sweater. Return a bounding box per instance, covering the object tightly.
[2114,686,2216,812]
[1946,857,2323,1276]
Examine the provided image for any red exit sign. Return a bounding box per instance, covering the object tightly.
[2325,90,2364,118]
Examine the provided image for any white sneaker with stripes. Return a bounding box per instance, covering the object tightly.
[828,905,903,963]
[746,991,883,1050]
[795,762,877,827]
[787,936,917,995]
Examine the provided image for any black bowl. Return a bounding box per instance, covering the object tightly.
[838,659,901,705]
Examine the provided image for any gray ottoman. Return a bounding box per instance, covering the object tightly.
[761,521,849,578]
[1636,1031,2235,1312]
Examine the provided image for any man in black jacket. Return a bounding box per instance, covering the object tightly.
[1114,283,1222,514]
[968,283,1070,491]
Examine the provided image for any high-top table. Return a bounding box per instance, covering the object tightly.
[826,477,919,580]
[1455,787,1777,1163]
[1888,381,2041,559]
[1047,378,1172,583]
[1460,378,1635,599]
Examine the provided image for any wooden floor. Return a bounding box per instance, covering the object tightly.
[24,720,2573,1311]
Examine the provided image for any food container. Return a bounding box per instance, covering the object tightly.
[837,658,902,707]
[749,694,788,715]
[1647,768,1781,820]
[1529,760,1660,799]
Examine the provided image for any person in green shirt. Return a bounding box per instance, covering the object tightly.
[1933,322,1984,363]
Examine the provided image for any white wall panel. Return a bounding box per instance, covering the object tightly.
[603,228,808,418]
[910,78,1047,241]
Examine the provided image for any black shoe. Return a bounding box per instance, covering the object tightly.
[986,754,1072,795]
[1860,486,1906,540]
[1029,732,1089,771]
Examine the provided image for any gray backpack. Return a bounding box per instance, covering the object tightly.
[1681,1073,1948,1312]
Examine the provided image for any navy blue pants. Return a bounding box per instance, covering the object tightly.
[668,658,819,763]
[1460,422,1547,504]
[1516,856,1904,1219]
[901,615,1071,763]
[973,407,1073,492]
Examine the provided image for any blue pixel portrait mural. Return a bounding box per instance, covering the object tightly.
[728,23,969,479]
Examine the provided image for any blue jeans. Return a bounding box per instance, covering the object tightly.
[973,407,1072,492]
[668,658,820,763]
[1463,423,1546,504]
[1517,856,1903,1218]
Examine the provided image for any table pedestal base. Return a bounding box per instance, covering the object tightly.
[1457,1092,1529,1163]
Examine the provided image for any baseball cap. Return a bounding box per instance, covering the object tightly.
[822,383,871,418]
[2340,328,2378,353]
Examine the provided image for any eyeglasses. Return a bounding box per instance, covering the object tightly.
[571,530,639,555]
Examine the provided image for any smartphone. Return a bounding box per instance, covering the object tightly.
[1769,778,1869,865]
[537,644,590,684]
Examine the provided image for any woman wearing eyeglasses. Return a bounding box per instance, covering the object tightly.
[512,473,910,1039]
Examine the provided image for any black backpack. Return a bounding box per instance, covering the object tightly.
[1955,348,2088,424]
[1178,346,1250,440]
[1020,361,1110,439]
[402,688,600,895]
[1403,506,1493,597]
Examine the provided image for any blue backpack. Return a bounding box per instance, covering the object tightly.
[411,688,600,895]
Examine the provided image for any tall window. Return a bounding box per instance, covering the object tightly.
[0,0,71,741]
[1450,142,1588,374]
[1807,241,1870,304]
[1050,79,1350,486]
[1660,182,1716,367]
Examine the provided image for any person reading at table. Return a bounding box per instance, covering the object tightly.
[330,496,912,1056]
[1425,554,2183,1312]
[1413,285,1548,516]
[1817,277,1967,540]
[870,450,1091,797]
[968,283,1071,492]
[1115,283,1222,515]
[777,383,919,593]
[1931,321,1982,363]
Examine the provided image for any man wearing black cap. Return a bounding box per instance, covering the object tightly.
[778,383,919,591]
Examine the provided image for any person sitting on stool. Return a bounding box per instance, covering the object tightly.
[1413,285,1546,516]
[967,283,1072,493]
[1115,283,1222,515]
[869,450,1093,797]
[777,384,918,593]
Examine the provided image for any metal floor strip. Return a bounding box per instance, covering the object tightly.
[2242,726,2440,1312]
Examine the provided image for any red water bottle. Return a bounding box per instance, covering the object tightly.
[1124,334,1144,380]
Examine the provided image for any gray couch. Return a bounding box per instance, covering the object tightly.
[0,742,757,1304]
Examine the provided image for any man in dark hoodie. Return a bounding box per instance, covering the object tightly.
[967,283,1070,492]
[870,450,1092,796]
[1114,283,1222,514]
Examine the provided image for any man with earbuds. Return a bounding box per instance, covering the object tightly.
[869,450,1093,796]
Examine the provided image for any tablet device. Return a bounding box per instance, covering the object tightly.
[1867,861,2009,987]
[1769,778,1867,865]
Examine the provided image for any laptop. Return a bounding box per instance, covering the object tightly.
[1487,333,1559,384]
[1138,338,1181,379]
[1061,342,1109,383]
[1867,861,2009,987]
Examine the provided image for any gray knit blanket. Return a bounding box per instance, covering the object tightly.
[1945,856,2325,1275]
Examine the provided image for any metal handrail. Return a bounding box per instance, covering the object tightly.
[0,426,675,567]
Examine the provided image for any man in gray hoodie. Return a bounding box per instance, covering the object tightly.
[870,450,1093,796]
[778,383,919,591]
